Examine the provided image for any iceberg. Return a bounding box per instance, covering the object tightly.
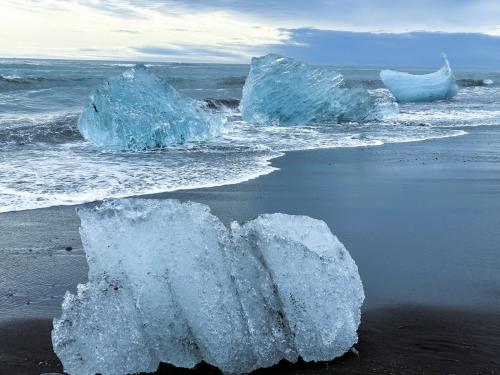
[240,54,397,126]
[380,54,458,103]
[78,65,221,149]
[52,199,364,375]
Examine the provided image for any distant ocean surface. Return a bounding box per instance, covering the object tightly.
[1,58,499,213]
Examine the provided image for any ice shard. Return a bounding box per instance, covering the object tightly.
[52,199,364,375]
[77,65,222,149]
[380,54,458,103]
[240,54,397,126]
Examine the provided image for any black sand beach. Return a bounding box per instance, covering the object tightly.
[1,126,500,374]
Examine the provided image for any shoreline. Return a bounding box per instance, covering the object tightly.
[0,125,468,215]
[1,126,500,373]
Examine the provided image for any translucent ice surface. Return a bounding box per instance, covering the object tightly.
[380,54,458,103]
[52,199,364,375]
[240,54,397,125]
[78,65,222,149]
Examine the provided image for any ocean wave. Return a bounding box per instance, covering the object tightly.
[457,78,495,87]
[0,75,99,92]
[0,74,22,80]
[163,75,246,89]
[216,76,247,86]
[0,101,469,214]
[0,121,466,214]
[398,109,500,127]
[0,113,81,145]
[343,78,496,89]
[0,59,495,213]
[203,98,240,110]
[0,143,280,213]
[345,79,384,89]
[221,120,467,152]
[0,73,247,93]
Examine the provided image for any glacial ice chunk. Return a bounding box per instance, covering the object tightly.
[240,54,397,126]
[78,65,221,149]
[380,54,458,103]
[52,199,364,375]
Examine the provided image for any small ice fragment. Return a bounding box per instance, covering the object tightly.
[380,54,458,103]
[78,65,222,149]
[240,54,397,126]
[52,199,364,375]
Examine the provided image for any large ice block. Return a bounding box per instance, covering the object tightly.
[52,199,364,375]
[77,65,221,149]
[240,54,397,125]
[380,54,458,103]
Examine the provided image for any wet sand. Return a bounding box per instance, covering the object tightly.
[1,125,500,373]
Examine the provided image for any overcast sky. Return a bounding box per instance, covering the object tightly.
[2,0,500,67]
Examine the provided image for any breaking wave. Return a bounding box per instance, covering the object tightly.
[1,58,498,213]
[0,113,81,145]
[457,78,495,87]
[0,75,99,92]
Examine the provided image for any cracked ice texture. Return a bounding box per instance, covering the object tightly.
[52,199,364,375]
[77,65,221,149]
[380,54,458,103]
[240,54,397,126]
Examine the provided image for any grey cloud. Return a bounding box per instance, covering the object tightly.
[94,0,500,33]
[132,45,251,61]
[114,29,140,34]
[77,0,149,19]
[268,29,500,68]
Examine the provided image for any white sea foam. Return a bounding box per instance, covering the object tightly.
[0,142,278,213]
[0,74,22,80]
[0,95,472,213]
[0,118,466,213]
[1,59,496,213]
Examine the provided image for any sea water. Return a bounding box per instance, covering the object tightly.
[1,58,499,213]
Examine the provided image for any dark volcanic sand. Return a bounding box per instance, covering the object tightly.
[1,126,500,374]
[2,306,499,374]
